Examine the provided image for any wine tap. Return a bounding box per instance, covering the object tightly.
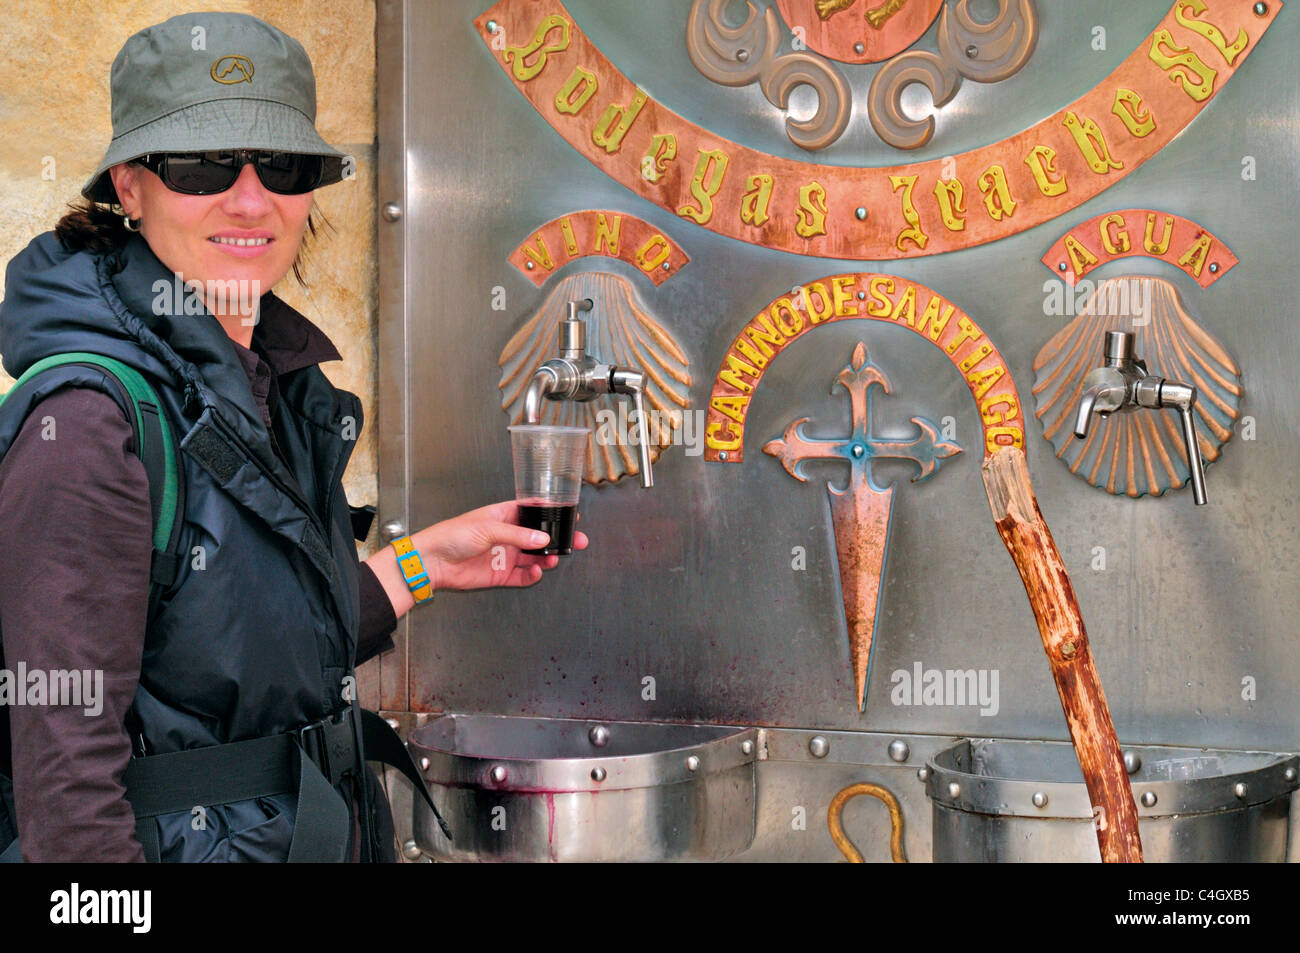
[523,298,655,488]
[1073,330,1207,505]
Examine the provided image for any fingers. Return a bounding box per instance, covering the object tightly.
[440,503,589,575]
[460,500,522,525]
[489,516,587,554]
[502,563,544,587]
[515,552,561,571]
[493,522,550,552]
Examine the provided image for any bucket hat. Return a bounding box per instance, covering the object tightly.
[83,11,347,203]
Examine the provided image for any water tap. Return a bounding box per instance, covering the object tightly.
[1073,330,1207,505]
[523,298,654,488]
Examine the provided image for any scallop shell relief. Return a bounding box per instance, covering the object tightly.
[1032,276,1242,498]
[498,272,692,486]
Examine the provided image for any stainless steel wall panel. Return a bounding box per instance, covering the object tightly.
[380,0,1299,859]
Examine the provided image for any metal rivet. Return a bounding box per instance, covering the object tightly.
[1285,767,1297,783]
[486,19,499,33]
[1140,790,1157,808]
[916,766,930,782]
[1058,261,1068,271]
[1209,262,1219,273]
[718,450,729,462]
[490,764,507,784]
[888,739,910,763]
[662,261,671,270]
[1234,781,1248,799]
[855,206,867,220]
[854,42,865,54]
[851,444,865,458]
[1061,641,1077,659]
[686,755,701,771]
[808,736,829,758]
[525,260,535,270]
[588,725,610,747]
[1031,791,1049,808]
[736,48,749,62]
[381,202,402,222]
[1123,751,1141,774]
[1254,2,1268,14]
[965,44,978,58]
[401,839,423,861]
[591,766,607,782]
[419,756,430,772]
[947,781,961,799]
[856,290,866,300]
[385,717,400,731]
[741,739,755,755]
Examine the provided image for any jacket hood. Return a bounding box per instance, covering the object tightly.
[2,232,175,382]
[0,231,304,443]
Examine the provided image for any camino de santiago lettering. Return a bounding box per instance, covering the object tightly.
[475,0,1279,260]
[702,274,1023,462]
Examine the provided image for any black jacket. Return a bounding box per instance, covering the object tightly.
[0,232,387,861]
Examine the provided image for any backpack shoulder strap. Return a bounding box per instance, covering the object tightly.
[0,353,187,613]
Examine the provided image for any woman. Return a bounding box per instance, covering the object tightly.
[0,11,583,862]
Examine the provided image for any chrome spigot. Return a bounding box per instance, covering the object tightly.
[522,298,655,488]
[1073,331,1207,505]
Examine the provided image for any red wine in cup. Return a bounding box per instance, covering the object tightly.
[518,501,578,555]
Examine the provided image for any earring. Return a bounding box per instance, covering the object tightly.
[123,215,141,232]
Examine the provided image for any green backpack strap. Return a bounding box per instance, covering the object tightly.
[1,352,186,615]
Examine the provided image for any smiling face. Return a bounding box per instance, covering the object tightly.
[109,160,313,342]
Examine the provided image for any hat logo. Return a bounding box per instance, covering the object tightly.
[211,55,254,84]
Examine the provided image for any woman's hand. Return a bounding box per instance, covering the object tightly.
[366,500,588,619]
[415,500,588,591]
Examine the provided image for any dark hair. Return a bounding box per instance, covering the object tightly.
[292,207,332,286]
[53,185,329,286]
[54,197,133,255]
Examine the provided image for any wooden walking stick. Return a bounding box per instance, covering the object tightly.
[983,448,1143,863]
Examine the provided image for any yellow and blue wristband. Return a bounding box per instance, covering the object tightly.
[390,535,434,605]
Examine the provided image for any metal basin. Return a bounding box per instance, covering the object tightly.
[927,738,1299,862]
[409,714,759,862]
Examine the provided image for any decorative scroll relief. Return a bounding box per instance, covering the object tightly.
[510,210,690,286]
[1041,208,1238,288]
[690,0,1036,152]
[867,0,1038,150]
[475,0,1279,260]
[764,341,962,710]
[686,0,853,151]
[703,273,1024,462]
[775,0,944,65]
[1033,276,1242,498]
[498,272,692,486]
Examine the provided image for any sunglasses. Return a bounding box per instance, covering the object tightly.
[135,150,325,196]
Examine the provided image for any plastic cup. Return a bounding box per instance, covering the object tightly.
[508,425,589,555]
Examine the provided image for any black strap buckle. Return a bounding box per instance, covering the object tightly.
[293,709,357,788]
